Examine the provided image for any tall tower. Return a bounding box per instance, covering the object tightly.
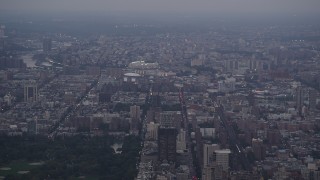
[24,82,38,102]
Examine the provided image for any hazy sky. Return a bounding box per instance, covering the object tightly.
[1,0,320,16]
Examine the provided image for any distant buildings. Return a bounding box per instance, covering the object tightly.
[1,19,320,180]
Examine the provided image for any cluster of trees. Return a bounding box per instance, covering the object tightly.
[0,135,141,180]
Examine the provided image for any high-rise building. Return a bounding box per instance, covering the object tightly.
[267,129,281,146]
[203,144,220,167]
[146,122,159,140]
[252,138,266,161]
[176,129,187,153]
[202,165,223,180]
[43,38,52,52]
[130,105,141,133]
[225,60,239,73]
[130,105,140,120]
[158,127,177,163]
[24,82,38,102]
[214,149,231,172]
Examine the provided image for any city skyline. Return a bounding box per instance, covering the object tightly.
[1,0,320,179]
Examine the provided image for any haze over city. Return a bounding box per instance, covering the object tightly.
[1,0,320,16]
[0,0,320,180]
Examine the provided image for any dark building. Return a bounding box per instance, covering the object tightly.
[225,60,239,72]
[267,129,281,146]
[99,83,118,103]
[99,93,111,103]
[69,116,91,131]
[43,38,52,52]
[158,127,177,163]
[146,107,162,123]
[0,57,26,69]
[252,138,266,161]
[151,94,161,107]
[130,105,141,132]
[109,117,129,132]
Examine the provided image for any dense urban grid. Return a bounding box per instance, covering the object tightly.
[0,17,320,180]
